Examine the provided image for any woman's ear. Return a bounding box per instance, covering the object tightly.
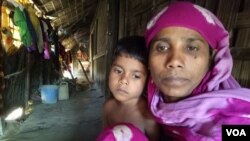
[209,49,216,68]
[211,49,216,58]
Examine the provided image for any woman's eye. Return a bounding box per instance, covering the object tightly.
[187,45,199,52]
[155,43,169,52]
[157,45,168,52]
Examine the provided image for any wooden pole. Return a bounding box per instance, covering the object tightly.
[77,59,90,84]
[24,53,30,109]
[62,61,75,80]
[0,0,5,115]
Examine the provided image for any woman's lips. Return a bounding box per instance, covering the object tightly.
[162,76,189,86]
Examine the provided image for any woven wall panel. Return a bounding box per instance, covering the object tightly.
[231,27,250,87]
[126,0,170,36]
[0,0,4,115]
[236,11,250,28]
[243,0,250,11]
[0,46,4,115]
[216,0,242,30]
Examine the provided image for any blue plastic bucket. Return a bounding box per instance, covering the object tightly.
[40,85,59,104]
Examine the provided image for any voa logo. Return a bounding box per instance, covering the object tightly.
[226,129,246,136]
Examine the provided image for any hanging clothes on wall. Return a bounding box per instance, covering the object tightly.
[40,19,51,59]
[0,27,18,55]
[25,4,43,53]
[6,0,24,11]
[13,7,32,48]
[5,1,44,53]
[49,29,60,70]
[23,8,37,52]
[9,0,38,52]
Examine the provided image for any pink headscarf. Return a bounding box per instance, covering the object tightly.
[146,1,250,140]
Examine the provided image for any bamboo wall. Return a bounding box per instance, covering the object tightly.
[90,0,118,93]
[90,0,108,92]
[0,0,4,115]
[230,0,250,88]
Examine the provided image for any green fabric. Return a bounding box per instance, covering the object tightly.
[13,7,32,47]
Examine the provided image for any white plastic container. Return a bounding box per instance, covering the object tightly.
[58,82,69,100]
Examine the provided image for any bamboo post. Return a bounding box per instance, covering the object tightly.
[24,53,30,109]
[0,0,5,115]
[77,59,90,84]
[62,61,75,80]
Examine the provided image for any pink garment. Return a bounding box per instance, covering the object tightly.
[43,37,50,60]
[145,1,250,141]
[96,123,148,141]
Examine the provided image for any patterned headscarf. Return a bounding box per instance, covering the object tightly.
[145,2,250,140]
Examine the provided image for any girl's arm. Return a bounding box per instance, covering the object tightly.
[102,109,108,129]
[145,116,160,141]
[102,97,114,129]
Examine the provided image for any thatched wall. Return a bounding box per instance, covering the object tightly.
[0,0,4,115]
[2,47,26,112]
[90,0,118,94]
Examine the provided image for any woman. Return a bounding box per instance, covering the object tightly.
[146,1,250,140]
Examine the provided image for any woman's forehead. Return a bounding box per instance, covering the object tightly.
[153,27,208,44]
[145,2,228,49]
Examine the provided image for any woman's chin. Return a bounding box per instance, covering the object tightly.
[160,89,190,102]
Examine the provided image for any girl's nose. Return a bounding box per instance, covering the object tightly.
[119,75,129,85]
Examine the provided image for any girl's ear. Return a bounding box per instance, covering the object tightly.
[148,62,151,71]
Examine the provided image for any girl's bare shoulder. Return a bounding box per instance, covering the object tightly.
[103,97,117,112]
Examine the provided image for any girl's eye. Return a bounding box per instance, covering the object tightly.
[132,74,141,79]
[113,67,122,74]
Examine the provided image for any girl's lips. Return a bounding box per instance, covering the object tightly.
[117,88,128,94]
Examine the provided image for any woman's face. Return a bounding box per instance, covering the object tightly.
[149,27,210,102]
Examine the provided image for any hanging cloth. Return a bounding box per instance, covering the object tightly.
[13,7,32,48]
[26,4,43,53]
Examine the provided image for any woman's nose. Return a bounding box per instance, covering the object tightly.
[165,51,184,69]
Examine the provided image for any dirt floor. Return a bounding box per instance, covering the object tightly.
[0,84,105,141]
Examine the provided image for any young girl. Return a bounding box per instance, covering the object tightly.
[97,36,159,141]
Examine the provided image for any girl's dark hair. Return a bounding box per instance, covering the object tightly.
[113,36,148,68]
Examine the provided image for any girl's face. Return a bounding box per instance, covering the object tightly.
[149,27,210,102]
[109,54,147,103]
